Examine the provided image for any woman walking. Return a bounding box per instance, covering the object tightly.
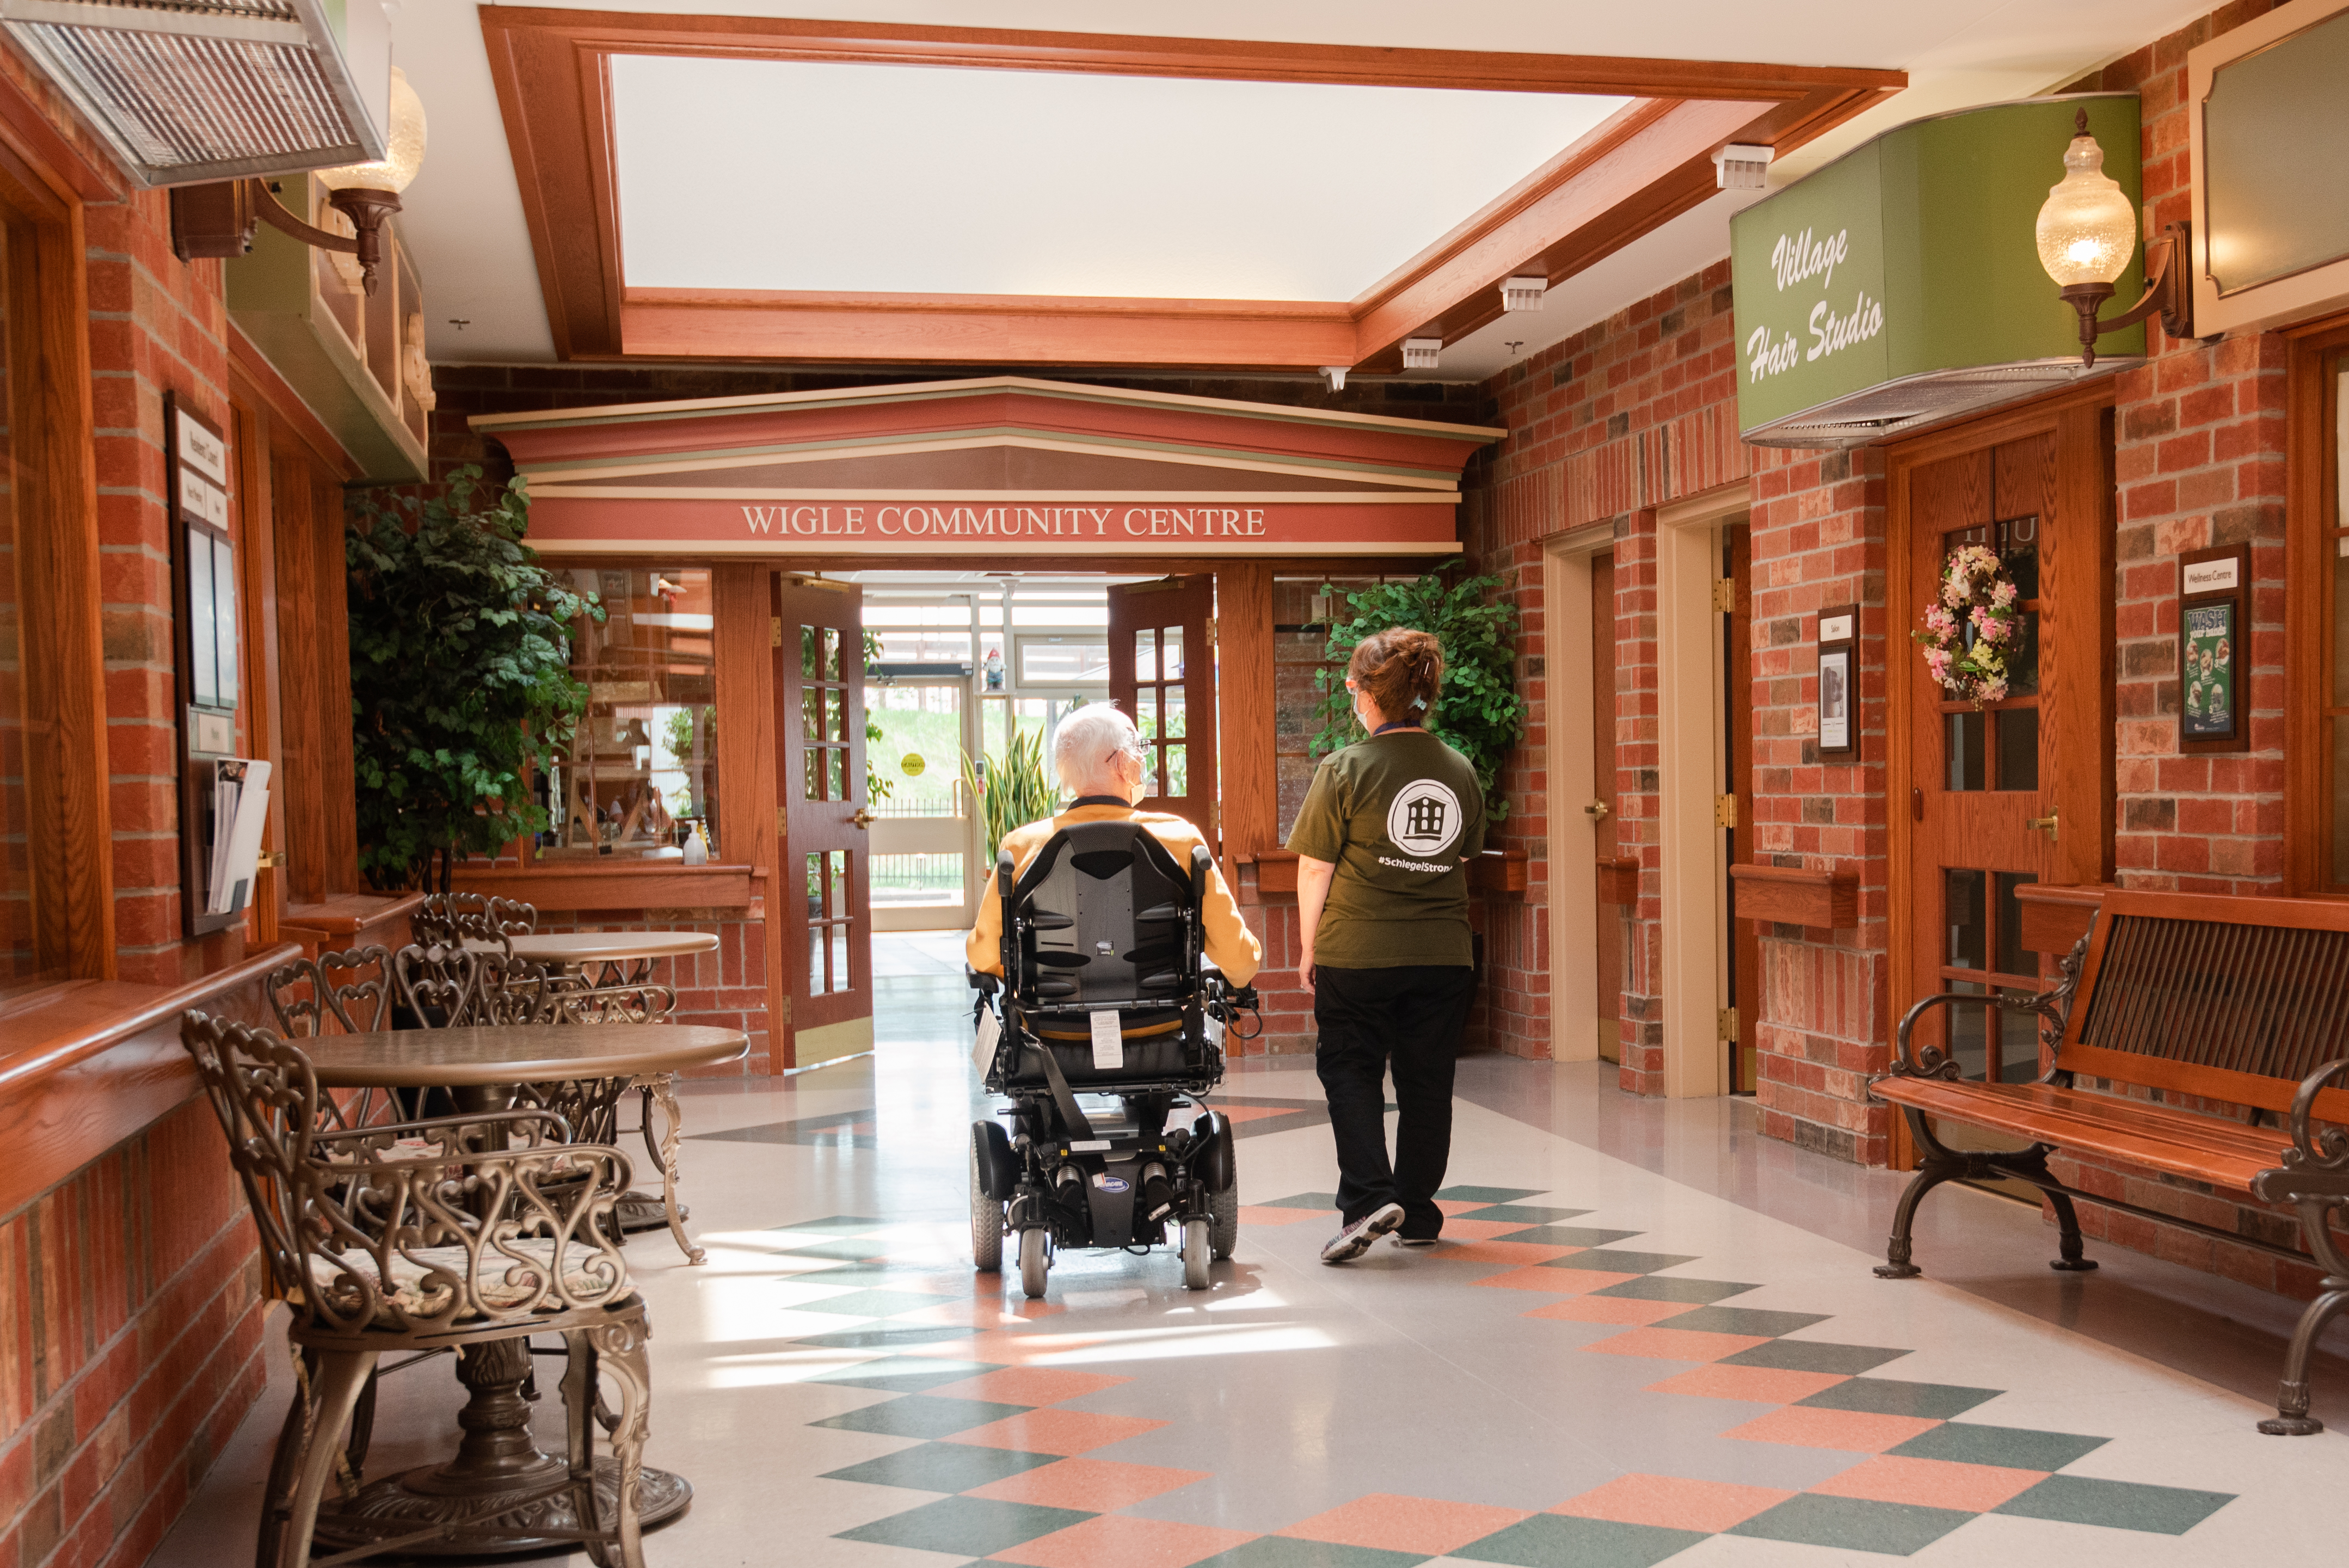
[1286,628,1486,1263]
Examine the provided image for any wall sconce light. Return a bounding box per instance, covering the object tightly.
[170,65,427,296]
[2035,108,2191,367]
[1401,337,1441,370]
[1500,275,1548,311]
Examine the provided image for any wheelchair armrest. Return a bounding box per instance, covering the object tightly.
[967,967,1001,995]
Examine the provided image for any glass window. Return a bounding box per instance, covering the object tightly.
[1015,634,1109,686]
[543,568,715,860]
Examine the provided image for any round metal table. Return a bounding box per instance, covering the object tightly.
[461,932,725,1252]
[299,1023,745,1557]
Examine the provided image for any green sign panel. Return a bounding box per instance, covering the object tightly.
[1731,96,2144,438]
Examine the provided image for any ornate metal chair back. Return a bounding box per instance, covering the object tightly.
[392,941,489,1028]
[179,1011,636,1339]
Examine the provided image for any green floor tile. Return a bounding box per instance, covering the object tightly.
[1454,1513,1707,1567]
[1435,1185,1547,1204]
[809,1357,1000,1393]
[1257,1192,1340,1210]
[1720,1340,1911,1375]
[1590,1276,1758,1305]
[792,1325,972,1350]
[1468,1204,1594,1225]
[835,1495,1091,1554]
[1509,1226,1645,1249]
[820,1441,1060,1492]
[1657,1305,1828,1337]
[1727,1494,1973,1555]
[1194,1539,1429,1568]
[811,1395,1030,1438]
[773,1237,895,1262]
[1798,1377,2001,1419]
[1992,1475,2234,1535]
[1541,1249,1698,1274]
[1886,1422,2107,1471]
[769,1215,890,1234]
[796,1288,950,1318]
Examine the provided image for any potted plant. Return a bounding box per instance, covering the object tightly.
[1308,560,1526,821]
[346,466,601,891]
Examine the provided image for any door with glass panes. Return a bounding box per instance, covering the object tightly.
[1897,414,2110,1117]
[777,577,872,1061]
[1106,576,1217,847]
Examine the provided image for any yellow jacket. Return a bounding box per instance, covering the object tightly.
[965,803,1262,986]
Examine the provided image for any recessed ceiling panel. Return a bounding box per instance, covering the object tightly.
[612,56,1628,301]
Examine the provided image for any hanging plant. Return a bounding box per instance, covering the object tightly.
[1912,545,2020,709]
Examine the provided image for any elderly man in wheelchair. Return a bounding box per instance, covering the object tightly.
[966,705,1264,1299]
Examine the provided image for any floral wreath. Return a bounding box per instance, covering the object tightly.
[1912,545,2019,708]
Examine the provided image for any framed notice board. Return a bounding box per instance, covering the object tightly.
[168,393,247,935]
[2178,543,2249,754]
[1816,603,1858,758]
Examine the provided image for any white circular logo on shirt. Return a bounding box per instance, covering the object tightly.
[1386,778,1464,857]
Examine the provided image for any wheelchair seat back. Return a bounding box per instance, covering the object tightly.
[999,818,1210,1087]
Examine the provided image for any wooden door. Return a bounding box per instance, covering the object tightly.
[1590,553,1621,1063]
[1723,525,1758,1093]
[777,577,872,1059]
[1904,433,2095,1084]
[1107,575,1218,846]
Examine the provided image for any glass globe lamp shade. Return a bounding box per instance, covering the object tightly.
[315,66,427,194]
[2035,130,2136,287]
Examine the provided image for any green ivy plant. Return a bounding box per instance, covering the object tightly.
[1309,559,1526,821]
[346,466,601,891]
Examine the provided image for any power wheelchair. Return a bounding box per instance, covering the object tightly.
[967,818,1260,1298]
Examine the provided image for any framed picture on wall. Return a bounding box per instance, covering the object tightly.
[1816,602,1857,758]
[2178,543,2249,753]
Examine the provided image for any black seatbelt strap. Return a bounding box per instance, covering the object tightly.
[1027,1029,1096,1142]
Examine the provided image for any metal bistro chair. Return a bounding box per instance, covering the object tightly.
[267,946,402,1130]
[181,1012,655,1567]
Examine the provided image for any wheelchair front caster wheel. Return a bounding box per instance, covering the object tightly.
[1019,1227,1049,1300]
[1182,1217,1212,1291]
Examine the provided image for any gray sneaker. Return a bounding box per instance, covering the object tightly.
[1320,1203,1406,1264]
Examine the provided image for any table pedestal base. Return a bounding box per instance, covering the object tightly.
[313,1458,691,1556]
[311,1332,688,1556]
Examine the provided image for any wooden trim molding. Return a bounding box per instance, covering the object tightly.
[2283,314,2349,895]
[1729,863,1856,928]
[479,7,1903,366]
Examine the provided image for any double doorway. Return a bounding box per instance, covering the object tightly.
[777,571,1221,1061]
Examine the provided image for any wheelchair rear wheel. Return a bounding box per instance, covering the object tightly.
[1182,1217,1212,1290]
[1018,1227,1049,1299]
[1209,1128,1239,1259]
[970,1145,1003,1272]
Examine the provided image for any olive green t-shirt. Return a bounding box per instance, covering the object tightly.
[1285,728,1487,968]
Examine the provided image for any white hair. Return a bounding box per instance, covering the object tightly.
[1052,704,1141,796]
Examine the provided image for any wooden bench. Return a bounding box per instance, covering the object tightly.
[1872,889,2349,1435]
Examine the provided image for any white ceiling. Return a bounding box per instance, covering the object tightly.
[613,56,1625,300]
[395,0,2218,370]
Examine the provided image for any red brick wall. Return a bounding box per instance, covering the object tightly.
[1747,446,1894,1166]
[2064,8,2289,894]
[87,186,236,987]
[0,43,270,1568]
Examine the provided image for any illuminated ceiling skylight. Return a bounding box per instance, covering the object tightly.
[612,56,1629,302]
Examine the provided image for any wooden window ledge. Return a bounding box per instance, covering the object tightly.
[452,862,763,914]
[1236,848,1528,899]
[1731,863,1858,929]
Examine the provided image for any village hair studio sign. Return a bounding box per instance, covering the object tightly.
[1730,94,2145,448]
[474,378,1504,558]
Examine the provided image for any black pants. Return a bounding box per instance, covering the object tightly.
[1313,964,1476,1235]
